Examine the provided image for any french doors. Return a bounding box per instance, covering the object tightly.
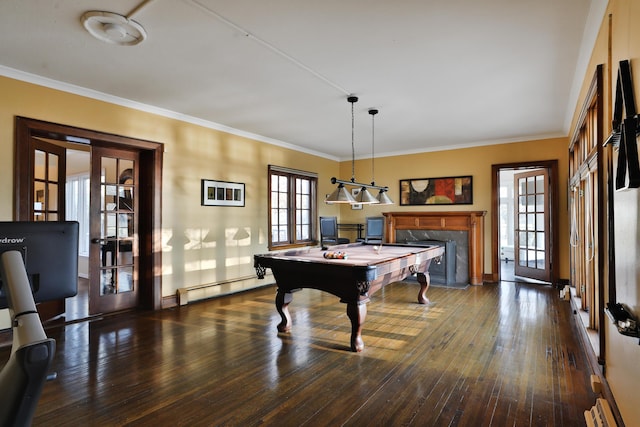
[14,117,163,320]
[89,146,140,314]
[514,169,551,282]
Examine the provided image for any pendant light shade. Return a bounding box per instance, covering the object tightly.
[355,187,379,204]
[326,183,356,203]
[376,189,394,205]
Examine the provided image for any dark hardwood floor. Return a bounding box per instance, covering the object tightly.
[1,278,596,426]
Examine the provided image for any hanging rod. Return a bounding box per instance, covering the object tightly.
[330,177,389,191]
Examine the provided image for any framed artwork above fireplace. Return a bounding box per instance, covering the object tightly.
[400,175,473,205]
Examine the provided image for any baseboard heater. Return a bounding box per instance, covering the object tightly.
[584,398,616,427]
[176,273,274,305]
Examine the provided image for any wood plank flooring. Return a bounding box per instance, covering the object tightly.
[0,280,596,426]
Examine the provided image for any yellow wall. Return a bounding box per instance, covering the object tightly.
[565,1,640,424]
[0,76,569,294]
[338,138,569,278]
[0,75,341,304]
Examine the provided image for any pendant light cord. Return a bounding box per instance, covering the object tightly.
[348,96,358,182]
[370,109,378,185]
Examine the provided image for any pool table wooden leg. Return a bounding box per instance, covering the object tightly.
[346,302,367,352]
[275,289,293,333]
[416,271,431,304]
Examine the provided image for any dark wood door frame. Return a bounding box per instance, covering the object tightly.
[14,116,163,311]
[491,160,559,285]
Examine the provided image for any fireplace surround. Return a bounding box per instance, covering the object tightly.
[383,211,486,285]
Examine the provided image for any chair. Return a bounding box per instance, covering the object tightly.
[361,216,385,244]
[319,216,349,246]
[0,251,56,427]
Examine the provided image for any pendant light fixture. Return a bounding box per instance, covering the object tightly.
[326,96,392,205]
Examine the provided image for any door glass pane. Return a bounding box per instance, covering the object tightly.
[103,184,117,210]
[34,181,45,213]
[519,231,527,247]
[102,157,117,183]
[536,232,545,249]
[519,249,526,266]
[535,175,544,193]
[118,213,133,238]
[118,267,134,292]
[119,186,134,211]
[101,268,116,295]
[518,214,526,229]
[527,214,535,230]
[527,177,535,193]
[536,251,545,268]
[34,150,45,180]
[47,183,58,210]
[536,213,545,231]
[118,241,133,265]
[119,160,134,184]
[104,212,117,238]
[48,153,58,181]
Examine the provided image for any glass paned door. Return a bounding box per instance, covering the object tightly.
[514,169,551,282]
[27,138,67,320]
[90,146,139,314]
[32,143,65,222]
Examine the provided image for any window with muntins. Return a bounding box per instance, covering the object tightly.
[269,165,317,249]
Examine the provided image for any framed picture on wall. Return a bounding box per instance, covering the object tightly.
[351,188,363,210]
[400,175,473,206]
[201,179,245,207]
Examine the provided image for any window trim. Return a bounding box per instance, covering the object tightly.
[268,165,318,250]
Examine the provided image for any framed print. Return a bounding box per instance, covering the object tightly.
[202,179,245,207]
[400,175,473,206]
[351,188,363,210]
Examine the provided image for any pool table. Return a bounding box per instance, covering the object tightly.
[254,242,444,352]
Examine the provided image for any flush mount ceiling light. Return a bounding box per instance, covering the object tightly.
[81,11,147,46]
[326,96,391,205]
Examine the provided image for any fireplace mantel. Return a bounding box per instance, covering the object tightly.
[383,211,486,285]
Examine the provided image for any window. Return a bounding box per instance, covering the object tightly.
[269,165,317,248]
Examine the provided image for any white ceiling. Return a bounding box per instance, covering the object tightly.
[0,0,606,160]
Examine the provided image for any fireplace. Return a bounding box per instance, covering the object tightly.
[414,240,456,284]
[383,211,486,285]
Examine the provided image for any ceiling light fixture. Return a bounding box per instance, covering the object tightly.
[81,11,147,46]
[326,96,390,205]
